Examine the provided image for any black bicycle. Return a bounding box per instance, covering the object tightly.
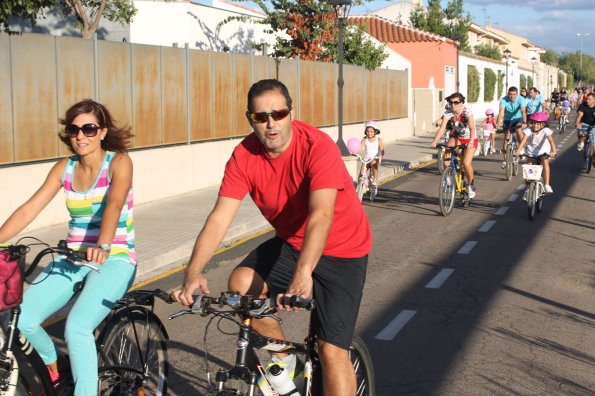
[0,239,171,396]
[582,126,593,174]
[169,291,375,396]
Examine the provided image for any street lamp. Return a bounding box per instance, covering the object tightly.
[531,56,537,86]
[329,0,352,156]
[504,48,511,90]
[576,33,590,87]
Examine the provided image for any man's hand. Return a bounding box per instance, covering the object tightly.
[171,272,210,306]
[277,269,313,312]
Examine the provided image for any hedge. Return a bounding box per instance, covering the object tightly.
[467,65,480,102]
[497,71,504,98]
[484,68,496,101]
[520,75,526,89]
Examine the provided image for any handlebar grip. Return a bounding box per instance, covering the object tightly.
[155,289,175,304]
[74,250,87,260]
[279,295,316,310]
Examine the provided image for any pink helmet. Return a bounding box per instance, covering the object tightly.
[364,120,380,134]
[485,108,494,115]
[530,111,548,122]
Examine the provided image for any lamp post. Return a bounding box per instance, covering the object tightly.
[576,33,590,87]
[504,48,511,91]
[531,56,537,87]
[329,0,352,156]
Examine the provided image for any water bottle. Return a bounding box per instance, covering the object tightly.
[266,364,299,396]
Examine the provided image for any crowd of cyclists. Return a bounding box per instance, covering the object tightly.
[429,84,595,201]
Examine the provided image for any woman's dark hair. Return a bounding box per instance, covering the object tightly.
[58,99,133,154]
[247,79,293,113]
[446,92,466,103]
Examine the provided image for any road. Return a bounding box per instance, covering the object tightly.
[51,115,595,395]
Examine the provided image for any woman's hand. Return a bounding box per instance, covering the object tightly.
[86,246,110,265]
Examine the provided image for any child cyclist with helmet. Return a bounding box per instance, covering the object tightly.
[515,111,557,198]
[479,108,497,154]
[358,121,385,187]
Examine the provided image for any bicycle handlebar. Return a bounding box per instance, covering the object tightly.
[354,154,380,164]
[436,143,468,150]
[169,291,316,320]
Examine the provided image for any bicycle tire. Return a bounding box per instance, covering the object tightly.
[307,335,375,396]
[97,312,168,396]
[0,330,55,396]
[438,167,455,216]
[586,144,592,174]
[369,185,377,201]
[528,183,536,220]
[356,177,365,202]
[505,144,513,181]
[437,148,445,174]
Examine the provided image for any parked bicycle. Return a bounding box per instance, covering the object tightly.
[436,143,472,216]
[519,154,550,220]
[0,239,171,396]
[169,291,375,396]
[355,155,380,202]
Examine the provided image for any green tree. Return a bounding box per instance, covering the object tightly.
[1,0,54,32]
[520,75,526,89]
[1,0,137,38]
[559,51,595,85]
[474,43,501,61]
[541,49,558,67]
[409,0,471,51]
[223,0,387,69]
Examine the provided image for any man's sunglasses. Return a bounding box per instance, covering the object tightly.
[449,101,462,105]
[65,123,101,138]
[247,109,291,124]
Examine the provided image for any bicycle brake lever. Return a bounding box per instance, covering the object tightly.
[169,310,191,319]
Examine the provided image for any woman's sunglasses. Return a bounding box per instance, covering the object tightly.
[247,109,291,124]
[449,100,462,105]
[65,123,101,138]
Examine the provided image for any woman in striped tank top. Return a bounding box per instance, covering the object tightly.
[0,99,135,395]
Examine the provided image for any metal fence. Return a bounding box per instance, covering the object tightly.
[0,32,408,165]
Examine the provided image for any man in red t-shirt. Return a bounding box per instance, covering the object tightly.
[172,79,371,395]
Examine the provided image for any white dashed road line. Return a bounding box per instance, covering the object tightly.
[478,220,496,232]
[425,268,455,289]
[508,194,519,202]
[457,241,478,254]
[495,206,509,215]
[375,310,417,341]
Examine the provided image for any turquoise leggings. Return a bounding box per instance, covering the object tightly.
[18,257,136,396]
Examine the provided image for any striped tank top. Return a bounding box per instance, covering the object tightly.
[62,151,136,265]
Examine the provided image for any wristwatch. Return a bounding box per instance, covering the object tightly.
[98,243,111,253]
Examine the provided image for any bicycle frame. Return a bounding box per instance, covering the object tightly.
[355,155,379,202]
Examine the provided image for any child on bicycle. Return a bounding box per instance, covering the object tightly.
[0,99,136,395]
[515,111,557,198]
[358,120,385,186]
[479,108,497,154]
[559,100,570,129]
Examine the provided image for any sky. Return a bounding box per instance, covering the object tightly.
[351,0,595,58]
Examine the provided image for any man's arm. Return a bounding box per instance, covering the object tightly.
[576,110,584,128]
[171,196,242,305]
[496,106,505,126]
[281,188,336,306]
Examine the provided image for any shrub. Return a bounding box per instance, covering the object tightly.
[497,70,504,98]
[484,68,496,101]
[520,75,526,89]
[467,65,480,102]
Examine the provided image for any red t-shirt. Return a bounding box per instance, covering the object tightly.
[219,120,372,258]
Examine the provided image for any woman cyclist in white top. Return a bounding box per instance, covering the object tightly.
[358,121,385,186]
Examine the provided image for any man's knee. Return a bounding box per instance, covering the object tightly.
[228,267,266,296]
[317,339,349,364]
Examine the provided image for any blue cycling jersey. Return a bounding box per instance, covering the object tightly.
[500,95,527,121]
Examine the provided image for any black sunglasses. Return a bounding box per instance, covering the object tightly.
[449,100,462,105]
[65,123,101,138]
[247,109,291,124]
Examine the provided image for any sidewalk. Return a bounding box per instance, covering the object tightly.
[16,133,437,284]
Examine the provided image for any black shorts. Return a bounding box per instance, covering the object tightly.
[236,237,368,350]
[503,119,522,133]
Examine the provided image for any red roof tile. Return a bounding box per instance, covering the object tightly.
[348,15,451,44]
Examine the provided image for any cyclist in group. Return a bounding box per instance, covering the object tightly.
[550,87,560,112]
[515,111,557,197]
[431,92,477,198]
[520,87,528,99]
[479,108,497,154]
[496,86,528,169]
[575,92,595,154]
[559,99,571,130]
[526,87,548,118]
[171,79,371,396]
[0,99,136,395]
[357,120,385,186]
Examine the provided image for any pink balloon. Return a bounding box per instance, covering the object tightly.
[347,137,361,155]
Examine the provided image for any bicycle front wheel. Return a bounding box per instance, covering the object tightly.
[585,144,592,174]
[356,177,365,202]
[98,312,168,396]
[505,145,513,180]
[437,148,445,174]
[527,183,536,220]
[438,167,455,216]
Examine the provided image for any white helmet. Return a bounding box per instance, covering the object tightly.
[364,120,380,134]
